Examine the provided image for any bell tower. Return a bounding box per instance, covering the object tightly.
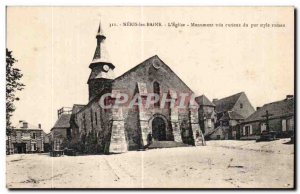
[88,22,115,101]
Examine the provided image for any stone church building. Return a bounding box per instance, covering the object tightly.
[53,24,205,154]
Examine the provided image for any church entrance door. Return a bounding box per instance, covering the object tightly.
[152,117,167,141]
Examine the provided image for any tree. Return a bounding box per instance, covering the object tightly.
[6,49,25,135]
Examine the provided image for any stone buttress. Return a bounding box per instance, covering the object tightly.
[169,89,183,143]
[108,90,128,153]
[189,102,206,146]
[135,82,152,147]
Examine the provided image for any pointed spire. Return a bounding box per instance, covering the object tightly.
[97,21,102,36]
[91,21,109,64]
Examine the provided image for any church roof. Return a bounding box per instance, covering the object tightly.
[243,97,294,123]
[51,114,71,130]
[195,95,215,107]
[213,92,244,113]
[112,55,193,93]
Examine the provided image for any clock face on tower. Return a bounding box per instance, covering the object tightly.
[103,65,109,71]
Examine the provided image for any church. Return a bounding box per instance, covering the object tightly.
[52,24,205,154]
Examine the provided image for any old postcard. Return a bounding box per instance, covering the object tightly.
[6,6,294,189]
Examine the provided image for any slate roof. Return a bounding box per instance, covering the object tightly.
[195,95,215,107]
[52,114,71,130]
[112,55,193,93]
[244,97,294,123]
[214,92,244,113]
[15,121,41,130]
[220,111,245,121]
[91,23,111,64]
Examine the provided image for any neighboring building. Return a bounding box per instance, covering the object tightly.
[195,95,216,137]
[209,92,255,140]
[43,132,51,152]
[50,108,72,151]
[240,95,294,139]
[7,121,46,154]
[52,23,205,154]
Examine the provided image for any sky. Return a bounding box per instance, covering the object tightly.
[6,7,294,133]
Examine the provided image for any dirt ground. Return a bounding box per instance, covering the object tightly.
[6,138,294,189]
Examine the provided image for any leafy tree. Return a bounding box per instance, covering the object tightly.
[6,49,25,135]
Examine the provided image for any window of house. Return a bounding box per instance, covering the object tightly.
[31,143,36,151]
[287,118,294,131]
[32,133,36,139]
[245,126,250,136]
[240,103,243,108]
[282,119,287,131]
[244,125,252,136]
[153,81,160,107]
[207,119,212,128]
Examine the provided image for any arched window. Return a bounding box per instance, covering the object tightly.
[153,81,160,107]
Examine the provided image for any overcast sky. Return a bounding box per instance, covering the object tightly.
[7,7,294,133]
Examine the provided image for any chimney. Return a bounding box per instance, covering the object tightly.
[256,107,261,111]
[286,95,293,100]
[38,124,41,129]
[23,122,28,129]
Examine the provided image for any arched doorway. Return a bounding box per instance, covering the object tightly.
[152,117,167,141]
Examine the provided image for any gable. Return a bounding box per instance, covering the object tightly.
[214,92,243,113]
[195,95,215,107]
[232,93,255,118]
[111,55,193,95]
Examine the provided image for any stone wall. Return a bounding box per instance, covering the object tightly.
[76,95,112,153]
[240,116,294,138]
[74,56,205,153]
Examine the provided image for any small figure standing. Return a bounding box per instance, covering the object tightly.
[146,132,153,148]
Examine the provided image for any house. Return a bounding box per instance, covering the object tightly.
[195,95,216,137]
[240,95,294,139]
[210,92,255,139]
[52,23,205,154]
[50,108,72,151]
[43,132,51,152]
[7,121,46,154]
